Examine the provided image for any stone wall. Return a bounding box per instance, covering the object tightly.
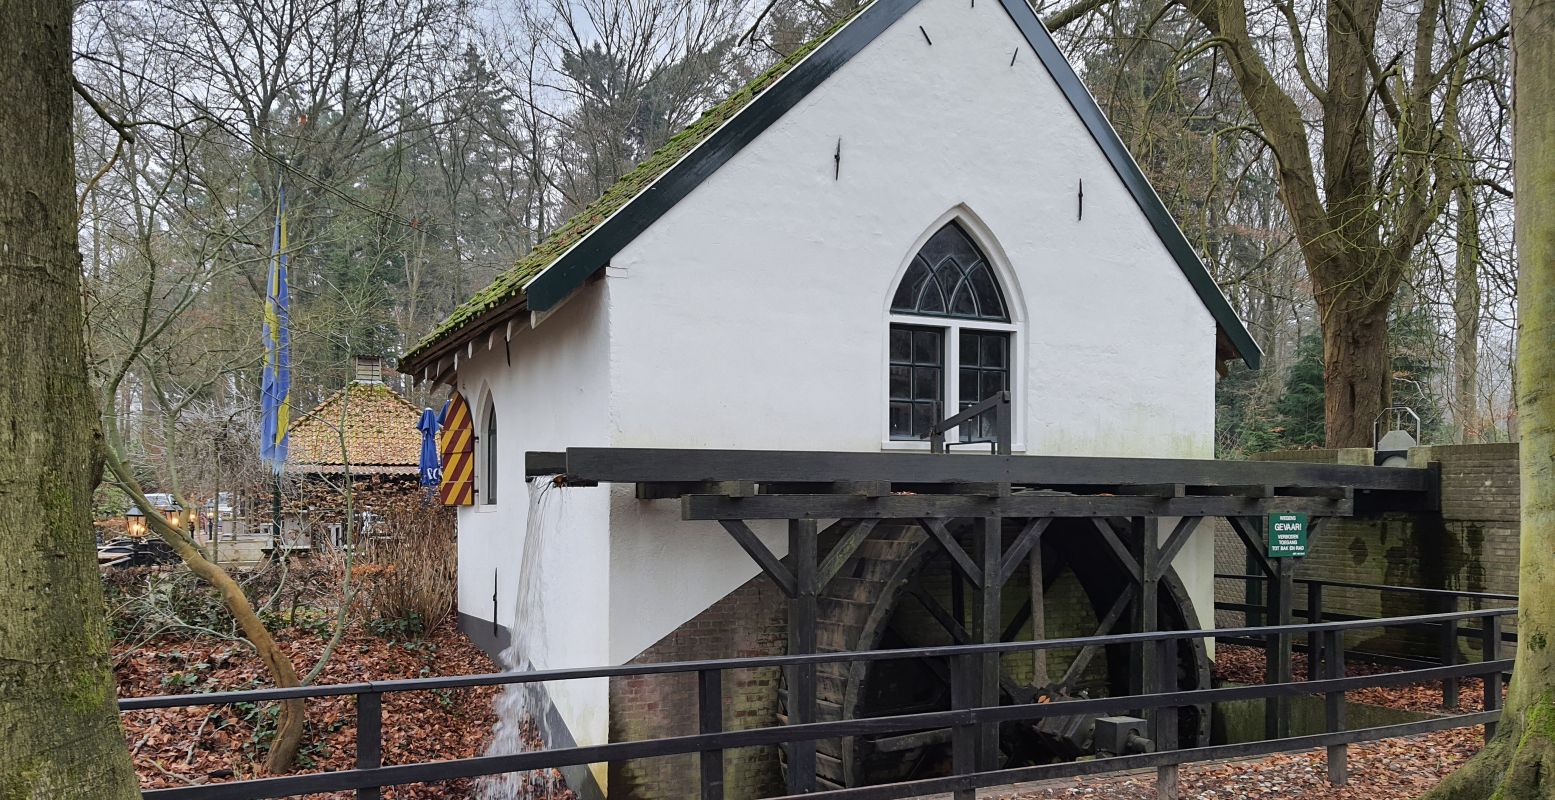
[608,573,789,800]
[1213,443,1519,660]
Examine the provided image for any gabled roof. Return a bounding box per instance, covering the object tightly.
[286,382,425,475]
[399,0,1261,376]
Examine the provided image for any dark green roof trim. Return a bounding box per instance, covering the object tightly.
[995,0,1261,368]
[522,0,923,312]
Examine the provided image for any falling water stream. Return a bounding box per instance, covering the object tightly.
[477,475,566,799]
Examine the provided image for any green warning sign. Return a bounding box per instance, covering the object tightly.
[1267,513,1309,558]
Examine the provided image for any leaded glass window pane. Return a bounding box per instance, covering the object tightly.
[890,223,1010,322]
[957,330,1010,442]
[888,324,943,440]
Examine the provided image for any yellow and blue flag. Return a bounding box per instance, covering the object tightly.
[260,184,292,471]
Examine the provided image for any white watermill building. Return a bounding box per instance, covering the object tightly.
[397,0,1266,795]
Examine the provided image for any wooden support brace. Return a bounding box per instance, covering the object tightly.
[919,517,984,586]
[718,520,795,597]
[1228,516,1275,578]
[1156,516,1202,574]
[998,518,1051,586]
[1091,518,1141,582]
[817,519,879,588]
[1059,585,1137,687]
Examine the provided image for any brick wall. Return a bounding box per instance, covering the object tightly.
[608,573,788,799]
[1213,444,1520,660]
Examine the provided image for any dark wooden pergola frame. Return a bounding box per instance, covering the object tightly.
[526,447,1438,795]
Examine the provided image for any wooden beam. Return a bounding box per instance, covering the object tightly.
[1156,517,1202,574]
[817,519,879,588]
[679,494,1354,520]
[919,517,984,587]
[637,480,756,500]
[717,520,795,597]
[534,448,1434,492]
[998,518,1051,587]
[1090,518,1141,583]
[1228,516,1275,578]
[1058,585,1137,689]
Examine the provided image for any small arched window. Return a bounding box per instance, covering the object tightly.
[481,401,498,505]
[888,223,1014,443]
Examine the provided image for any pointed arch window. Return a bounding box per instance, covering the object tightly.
[891,224,1010,322]
[480,399,498,505]
[888,223,1015,443]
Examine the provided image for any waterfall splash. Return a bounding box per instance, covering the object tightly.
[477,476,568,799]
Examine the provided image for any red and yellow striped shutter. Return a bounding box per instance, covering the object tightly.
[438,391,475,506]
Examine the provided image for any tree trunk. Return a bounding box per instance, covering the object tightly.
[1454,183,1483,443]
[1422,0,1555,794]
[1317,295,1392,447]
[0,1,141,796]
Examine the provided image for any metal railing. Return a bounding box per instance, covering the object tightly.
[120,608,1513,800]
[924,391,1012,454]
[1216,573,1516,707]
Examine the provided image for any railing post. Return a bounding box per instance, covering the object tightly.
[950,653,976,800]
[1265,554,1294,740]
[1483,614,1503,742]
[698,668,724,800]
[1154,637,1179,800]
[356,691,383,800]
[1440,596,1459,710]
[1306,582,1324,681]
[1323,630,1347,786]
[994,392,1012,455]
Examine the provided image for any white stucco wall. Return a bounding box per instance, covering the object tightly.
[453,0,1231,777]
[600,0,1220,663]
[451,283,614,785]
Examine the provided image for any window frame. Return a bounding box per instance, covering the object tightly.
[477,393,499,509]
[884,313,1018,448]
[881,216,1023,452]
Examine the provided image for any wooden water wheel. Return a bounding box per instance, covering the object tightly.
[779,517,1213,789]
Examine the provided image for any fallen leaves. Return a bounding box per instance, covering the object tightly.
[996,645,1500,799]
[116,616,560,799]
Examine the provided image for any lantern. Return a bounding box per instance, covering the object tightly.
[123,506,145,537]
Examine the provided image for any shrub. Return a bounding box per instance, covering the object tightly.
[359,502,456,635]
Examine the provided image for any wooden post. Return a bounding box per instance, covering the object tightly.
[1030,535,1048,688]
[1136,518,1161,710]
[1245,552,1264,627]
[1306,581,1324,681]
[1154,637,1180,800]
[1483,614,1503,741]
[951,653,976,800]
[1440,596,1459,710]
[974,517,1002,772]
[356,691,383,800]
[1265,545,1294,740]
[698,669,724,800]
[1324,630,1348,785]
[786,519,818,793]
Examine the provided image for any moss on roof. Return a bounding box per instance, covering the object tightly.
[399,10,865,368]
